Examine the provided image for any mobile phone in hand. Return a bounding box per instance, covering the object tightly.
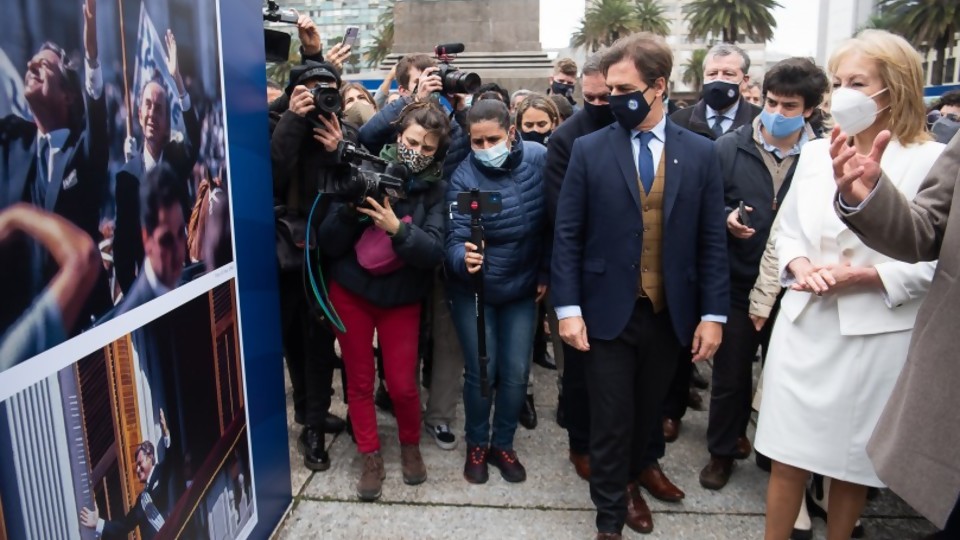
[343,27,360,48]
[738,200,752,228]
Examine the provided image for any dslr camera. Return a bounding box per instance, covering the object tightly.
[434,43,481,95]
[326,141,409,205]
[310,82,342,118]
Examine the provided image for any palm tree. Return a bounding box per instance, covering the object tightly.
[683,0,781,44]
[682,48,708,92]
[634,0,671,36]
[571,0,640,51]
[266,36,299,87]
[879,0,960,86]
[365,0,395,68]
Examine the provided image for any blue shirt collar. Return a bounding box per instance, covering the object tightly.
[706,100,739,122]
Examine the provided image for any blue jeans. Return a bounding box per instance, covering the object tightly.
[448,287,536,450]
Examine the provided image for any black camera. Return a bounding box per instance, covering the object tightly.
[434,43,481,95]
[326,141,409,205]
[263,2,296,63]
[263,0,298,23]
[310,83,342,117]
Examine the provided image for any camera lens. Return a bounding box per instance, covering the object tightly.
[444,70,480,95]
[311,87,342,115]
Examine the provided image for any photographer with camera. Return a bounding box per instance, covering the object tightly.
[316,103,450,502]
[446,99,549,485]
[270,60,356,472]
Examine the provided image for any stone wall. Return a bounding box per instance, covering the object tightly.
[393,0,542,55]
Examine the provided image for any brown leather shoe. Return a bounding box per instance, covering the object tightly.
[625,482,654,534]
[595,534,623,539]
[357,452,385,501]
[699,455,734,490]
[733,436,752,460]
[662,417,681,443]
[400,444,427,485]
[687,388,706,411]
[569,451,590,481]
[638,463,685,502]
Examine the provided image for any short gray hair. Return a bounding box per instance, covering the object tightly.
[511,89,532,102]
[706,43,750,74]
[581,50,606,77]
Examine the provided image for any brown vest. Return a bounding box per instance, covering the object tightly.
[637,151,666,313]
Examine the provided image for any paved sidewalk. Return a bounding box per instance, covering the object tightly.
[273,361,936,539]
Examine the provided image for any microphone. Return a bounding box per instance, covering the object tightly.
[434,43,465,56]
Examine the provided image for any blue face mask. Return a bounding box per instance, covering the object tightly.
[760,109,806,138]
[474,139,510,168]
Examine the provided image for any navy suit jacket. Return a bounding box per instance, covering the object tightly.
[551,118,729,345]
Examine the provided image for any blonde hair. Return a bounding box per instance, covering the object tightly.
[515,93,560,131]
[828,29,930,145]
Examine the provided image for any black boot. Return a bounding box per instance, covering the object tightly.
[298,426,331,471]
[519,394,538,429]
[323,412,346,434]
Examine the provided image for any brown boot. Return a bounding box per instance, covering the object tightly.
[401,444,427,485]
[357,452,385,501]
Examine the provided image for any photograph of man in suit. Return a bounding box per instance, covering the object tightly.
[114,28,200,294]
[80,409,178,540]
[551,32,729,539]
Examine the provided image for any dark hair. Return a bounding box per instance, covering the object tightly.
[38,42,83,131]
[600,33,673,87]
[136,440,156,463]
[473,82,510,106]
[467,98,511,131]
[394,102,452,161]
[515,93,560,129]
[395,54,436,91]
[141,162,185,234]
[548,95,574,121]
[762,57,830,110]
[940,90,960,109]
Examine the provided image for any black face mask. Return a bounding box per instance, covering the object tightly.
[583,101,615,126]
[608,87,654,131]
[702,80,741,111]
[520,130,551,145]
[551,80,575,102]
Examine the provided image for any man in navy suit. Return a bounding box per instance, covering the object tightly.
[552,33,729,539]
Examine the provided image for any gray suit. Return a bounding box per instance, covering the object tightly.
[837,133,960,528]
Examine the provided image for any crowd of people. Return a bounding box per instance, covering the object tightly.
[269,15,959,540]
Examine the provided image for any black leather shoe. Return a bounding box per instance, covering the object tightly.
[375,381,394,415]
[519,394,538,429]
[533,351,557,370]
[323,413,346,434]
[298,426,331,471]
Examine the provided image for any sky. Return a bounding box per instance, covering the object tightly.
[540,0,820,58]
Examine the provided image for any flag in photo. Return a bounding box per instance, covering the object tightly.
[132,3,185,137]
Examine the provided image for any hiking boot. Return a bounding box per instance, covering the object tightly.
[463,444,489,484]
[488,447,527,483]
[400,444,427,485]
[356,452,385,501]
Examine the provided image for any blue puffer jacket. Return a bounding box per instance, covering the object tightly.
[358,96,471,180]
[445,139,550,305]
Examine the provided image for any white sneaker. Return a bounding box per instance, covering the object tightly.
[425,423,457,450]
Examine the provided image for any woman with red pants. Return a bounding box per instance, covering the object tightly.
[317,103,450,501]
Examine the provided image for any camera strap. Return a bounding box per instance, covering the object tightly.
[304,193,346,333]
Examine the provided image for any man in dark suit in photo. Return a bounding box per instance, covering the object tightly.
[80,409,178,540]
[552,32,729,539]
[114,29,200,294]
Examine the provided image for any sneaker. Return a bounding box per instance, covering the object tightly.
[356,452,385,501]
[400,444,428,485]
[463,444,489,484]
[297,427,330,472]
[425,423,457,450]
[488,447,527,483]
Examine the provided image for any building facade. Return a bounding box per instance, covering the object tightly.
[276,0,392,69]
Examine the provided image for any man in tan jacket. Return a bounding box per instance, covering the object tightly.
[833,128,960,538]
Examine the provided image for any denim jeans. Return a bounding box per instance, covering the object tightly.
[448,287,536,450]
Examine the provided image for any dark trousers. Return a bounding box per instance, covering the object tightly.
[586,299,681,533]
[279,269,336,428]
[707,306,767,457]
[663,351,692,421]
[561,342,590,455]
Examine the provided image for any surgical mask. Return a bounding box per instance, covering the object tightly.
[521,130,551,145]
[474,139,510,168]
[759,109,806,139]
[608,88,653,131]
[583,101,615,126]
[702,79,741,111]
[397,141,433,173]
[831,87,889,136]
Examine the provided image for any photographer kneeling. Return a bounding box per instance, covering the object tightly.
[270,60,356,472]
[317,103,450,502]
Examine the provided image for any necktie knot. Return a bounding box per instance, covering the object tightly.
[637,131,655,147]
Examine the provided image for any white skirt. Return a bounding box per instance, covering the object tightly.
[754,293,911,487]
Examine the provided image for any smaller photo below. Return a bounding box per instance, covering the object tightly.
[0,279,255,540]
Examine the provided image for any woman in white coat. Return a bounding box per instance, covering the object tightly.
[755,30,945,540]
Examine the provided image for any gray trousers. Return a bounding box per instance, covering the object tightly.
[527,302,565,394]
[423,277,465,427]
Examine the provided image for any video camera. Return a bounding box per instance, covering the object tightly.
[434,43,481,95]
[263,1,297,63]
[326,141,409,205]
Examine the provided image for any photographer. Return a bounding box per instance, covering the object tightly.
[317,103,450,501]
[270,60,355,472]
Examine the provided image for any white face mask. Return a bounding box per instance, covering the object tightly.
[830,87,889,136]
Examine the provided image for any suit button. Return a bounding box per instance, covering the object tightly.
[635,231,641,237]
[632,264,639,270]
[644,247,650,253]
[643,205,650,212]
[642,267,649,272]
[644,226,651,232]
